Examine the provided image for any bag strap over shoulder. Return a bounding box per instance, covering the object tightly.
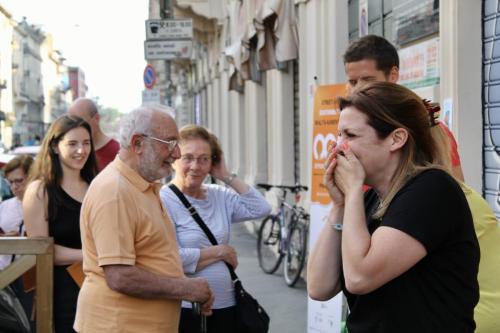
[168,184,239,282]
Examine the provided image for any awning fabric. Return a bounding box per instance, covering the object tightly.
[224,0,298,90]
[177,0,299,91]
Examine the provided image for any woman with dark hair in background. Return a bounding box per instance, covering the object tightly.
[23,115,98,332]
[307,82,479,333]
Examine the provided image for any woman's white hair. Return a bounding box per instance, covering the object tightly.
[119,104,175,148]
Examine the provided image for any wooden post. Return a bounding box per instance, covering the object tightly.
[36,251,54,332]
[0,237,53,332]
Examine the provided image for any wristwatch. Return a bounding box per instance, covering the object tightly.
[223,173,237,185]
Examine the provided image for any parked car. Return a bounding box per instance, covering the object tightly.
[10,146,40,157]
[0,153,15,169]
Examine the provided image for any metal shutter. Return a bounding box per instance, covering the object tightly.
[483,0,500,219]
[293,59,300,183]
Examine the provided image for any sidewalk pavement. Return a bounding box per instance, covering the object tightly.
[231,222,308,333]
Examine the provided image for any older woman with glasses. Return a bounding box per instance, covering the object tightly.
[160,124,271,333]
[0,155,34,240]
[0,154,35,327]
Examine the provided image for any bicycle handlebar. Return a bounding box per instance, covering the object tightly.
[256,183,309,193]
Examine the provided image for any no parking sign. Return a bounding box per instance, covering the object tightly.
[143,64,156,89]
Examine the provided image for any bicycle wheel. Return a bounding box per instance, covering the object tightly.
[257,215,283,274]
[284,219,308,287]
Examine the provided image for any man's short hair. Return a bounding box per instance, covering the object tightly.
[343,35,399,75]
[118,104,175,148]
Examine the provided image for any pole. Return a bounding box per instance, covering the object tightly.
[161,0,173,106]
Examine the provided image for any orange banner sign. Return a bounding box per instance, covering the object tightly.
[311,84,346,205]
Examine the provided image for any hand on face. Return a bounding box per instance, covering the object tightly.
[323,141,345,205]
[333,141,365,198]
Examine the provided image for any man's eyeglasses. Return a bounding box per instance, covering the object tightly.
[180,154,213,165]
[141,134,178,150]
[6,178,25,187]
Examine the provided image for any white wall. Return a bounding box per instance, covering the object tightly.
[297,0,348,205]
[266,69,295,186]
[440,0,482,192]
[219,69,231,158]
[229,91,245,176]
[244,78,268,184]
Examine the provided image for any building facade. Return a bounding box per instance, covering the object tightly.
[151,0,487,214]
[41,33,71,128]
[68,66,87,101]
[0,7,75,148]
[11,17,46,146]
[0,5,14,148]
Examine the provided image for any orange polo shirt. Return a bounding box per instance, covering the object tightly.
[74,157,183,333]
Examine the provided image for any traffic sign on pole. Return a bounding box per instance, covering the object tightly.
[143,64,156,89]
[142,89,161,105]
[144,40,193,60]
[146,19,193,40]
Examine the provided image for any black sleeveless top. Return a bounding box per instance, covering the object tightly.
[48,186,82,249]
[47,186,83,332]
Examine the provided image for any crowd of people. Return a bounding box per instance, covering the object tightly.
[0,34,498,333]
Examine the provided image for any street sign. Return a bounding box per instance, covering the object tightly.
[144,40,193,60]
[142,89,161,105]
[146,19,193,40]
[143,64,156,89]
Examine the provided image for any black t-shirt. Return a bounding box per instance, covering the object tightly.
[342,169,480,333]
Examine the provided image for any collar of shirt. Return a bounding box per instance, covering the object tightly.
[112,156,163,194]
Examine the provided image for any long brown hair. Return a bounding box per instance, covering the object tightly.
[29,115,98,222]
[338,82,448,218]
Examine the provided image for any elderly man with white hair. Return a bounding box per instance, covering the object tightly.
[74,104,214,333]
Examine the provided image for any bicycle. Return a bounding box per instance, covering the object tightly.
[256,183,310,287]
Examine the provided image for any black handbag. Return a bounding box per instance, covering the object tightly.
[169,184,270,333]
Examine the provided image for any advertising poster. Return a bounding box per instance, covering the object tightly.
[398,37,440,89]
[308,84,346,333]
[311,84,345,205]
